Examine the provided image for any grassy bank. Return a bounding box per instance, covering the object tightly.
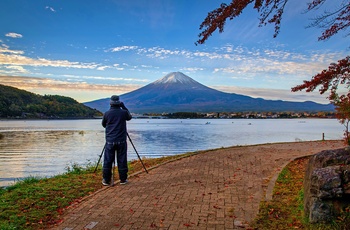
[252,156,350,229]
[0,152,197,230]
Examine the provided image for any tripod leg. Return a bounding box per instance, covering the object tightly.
[94,144,106,173]
[127,133,148,173]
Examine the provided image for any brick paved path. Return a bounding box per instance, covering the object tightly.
[52,140,344,230]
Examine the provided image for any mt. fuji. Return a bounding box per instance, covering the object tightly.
[84,72,334,113]
[153,72,199,85]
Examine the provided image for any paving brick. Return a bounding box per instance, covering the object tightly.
[50,140,345,230]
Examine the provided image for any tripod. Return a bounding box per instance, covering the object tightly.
[127,133,148,174]
[94,144,116,186]
[94,134,148,174]
[94,144,105,173]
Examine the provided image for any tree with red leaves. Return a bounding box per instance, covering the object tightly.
[196,0,349,45]
[292,56,350,143]
[197,0,350,144]
[334,93,350,144]
[291,56,350,101]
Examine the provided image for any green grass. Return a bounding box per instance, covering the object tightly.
[276,167,292,184]
[0,150,201,229]
[252,156,350,229]
[0,165,101,229]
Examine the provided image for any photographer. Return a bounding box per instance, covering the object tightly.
[101,95,132,185]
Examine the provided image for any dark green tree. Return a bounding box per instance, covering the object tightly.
[0,84,102,118]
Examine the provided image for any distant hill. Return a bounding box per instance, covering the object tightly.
[84,72,334,114]
[0,84,102,119]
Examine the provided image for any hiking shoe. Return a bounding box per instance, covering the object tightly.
[120,179,128,185]
[102,179,110,186]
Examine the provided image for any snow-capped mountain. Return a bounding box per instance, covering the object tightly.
[153,72,200,85]
[84,72,334,113]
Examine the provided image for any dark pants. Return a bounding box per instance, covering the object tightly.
[103,141,128,182]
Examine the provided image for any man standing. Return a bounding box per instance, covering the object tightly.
[102,95,132,185]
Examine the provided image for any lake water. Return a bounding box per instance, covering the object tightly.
[0,118,344,187]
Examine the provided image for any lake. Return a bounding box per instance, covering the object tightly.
[0,118,344,187]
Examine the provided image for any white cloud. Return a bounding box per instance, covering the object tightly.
[0,46,103,70]
[0,46,24,55]
[109,46,138,52]
[213,67,235,74]
[96,65,110,71]
[143,47,180,59]
[180,67,204,72]
[112,63,124,70]
[5,32,23,38]
[45,6,56,12]
[212,85,330,104]
[104,44,344,81]
[3,65,28,73]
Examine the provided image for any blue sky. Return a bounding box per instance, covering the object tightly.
[0,0,349,103]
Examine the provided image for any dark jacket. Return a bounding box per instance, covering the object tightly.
[102,106,132,143]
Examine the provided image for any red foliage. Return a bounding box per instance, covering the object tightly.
[307,1,350,41]
[196,0,350,44]
[197,0,289,44]
[289,2,350,145]
[292,56,350,144]
[334,93,350,144]
[291,56,350,100]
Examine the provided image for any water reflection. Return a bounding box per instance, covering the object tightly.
[0,129,105,187]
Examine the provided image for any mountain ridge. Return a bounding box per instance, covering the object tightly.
[0,84,102,119]
[84,72,334,113]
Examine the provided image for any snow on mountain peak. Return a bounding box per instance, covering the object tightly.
[154,72,196,85]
